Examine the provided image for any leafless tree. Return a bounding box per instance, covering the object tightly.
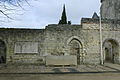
[0,0,30,22]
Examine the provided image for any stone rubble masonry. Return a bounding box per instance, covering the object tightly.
[0,18,120,65]
[101,0,120,19]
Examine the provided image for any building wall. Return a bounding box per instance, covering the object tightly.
[44,20,101,64]
[0,18,120,65]
[101,0,120,19]
[81,18,120,64]
[0,29,45,64]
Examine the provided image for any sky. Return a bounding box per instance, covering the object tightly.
[1,0,101,29]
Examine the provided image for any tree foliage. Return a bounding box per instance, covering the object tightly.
[68,21,71,24]
[58,5,72,25]
[58,5,67,24]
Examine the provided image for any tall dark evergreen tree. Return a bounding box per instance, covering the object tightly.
[58,5,67,24]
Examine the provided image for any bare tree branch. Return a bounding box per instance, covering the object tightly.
[0,0,29,21]
[0,10,13,19]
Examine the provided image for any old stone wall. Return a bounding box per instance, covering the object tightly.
[44,24,83,55]
[101,0,120,19]
[0,28,45,64]
[82,18,120,64]
[1,18,120,65]
[44,23,100,64]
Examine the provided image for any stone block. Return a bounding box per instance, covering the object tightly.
[46,55,77,66]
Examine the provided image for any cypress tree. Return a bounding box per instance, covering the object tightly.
[58,5,67,24]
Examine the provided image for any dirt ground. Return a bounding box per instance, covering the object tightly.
[0,73,120,80]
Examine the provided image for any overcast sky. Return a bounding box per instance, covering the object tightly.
[1,0,100,29]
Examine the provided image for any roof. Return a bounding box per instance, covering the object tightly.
[92,12,99,19]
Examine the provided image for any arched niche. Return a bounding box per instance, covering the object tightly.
[0,40,6,64]
[103,39,119,63]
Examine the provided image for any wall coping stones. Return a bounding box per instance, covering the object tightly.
[81,18,120,24]
[45,24,82,30]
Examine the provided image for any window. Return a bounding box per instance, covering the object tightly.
[14,42,38,53]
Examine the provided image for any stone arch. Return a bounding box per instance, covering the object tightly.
[67,36,83,64]
[103,38,119,63]
[0,40,6,64]
[66,36,83,46]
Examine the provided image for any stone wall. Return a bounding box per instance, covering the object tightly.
[44,24,83,56]
[81,18,120,64]
[0,28,45,64]
[1,18,120,65]
[101,0,120,19]
[44,23,100,64]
